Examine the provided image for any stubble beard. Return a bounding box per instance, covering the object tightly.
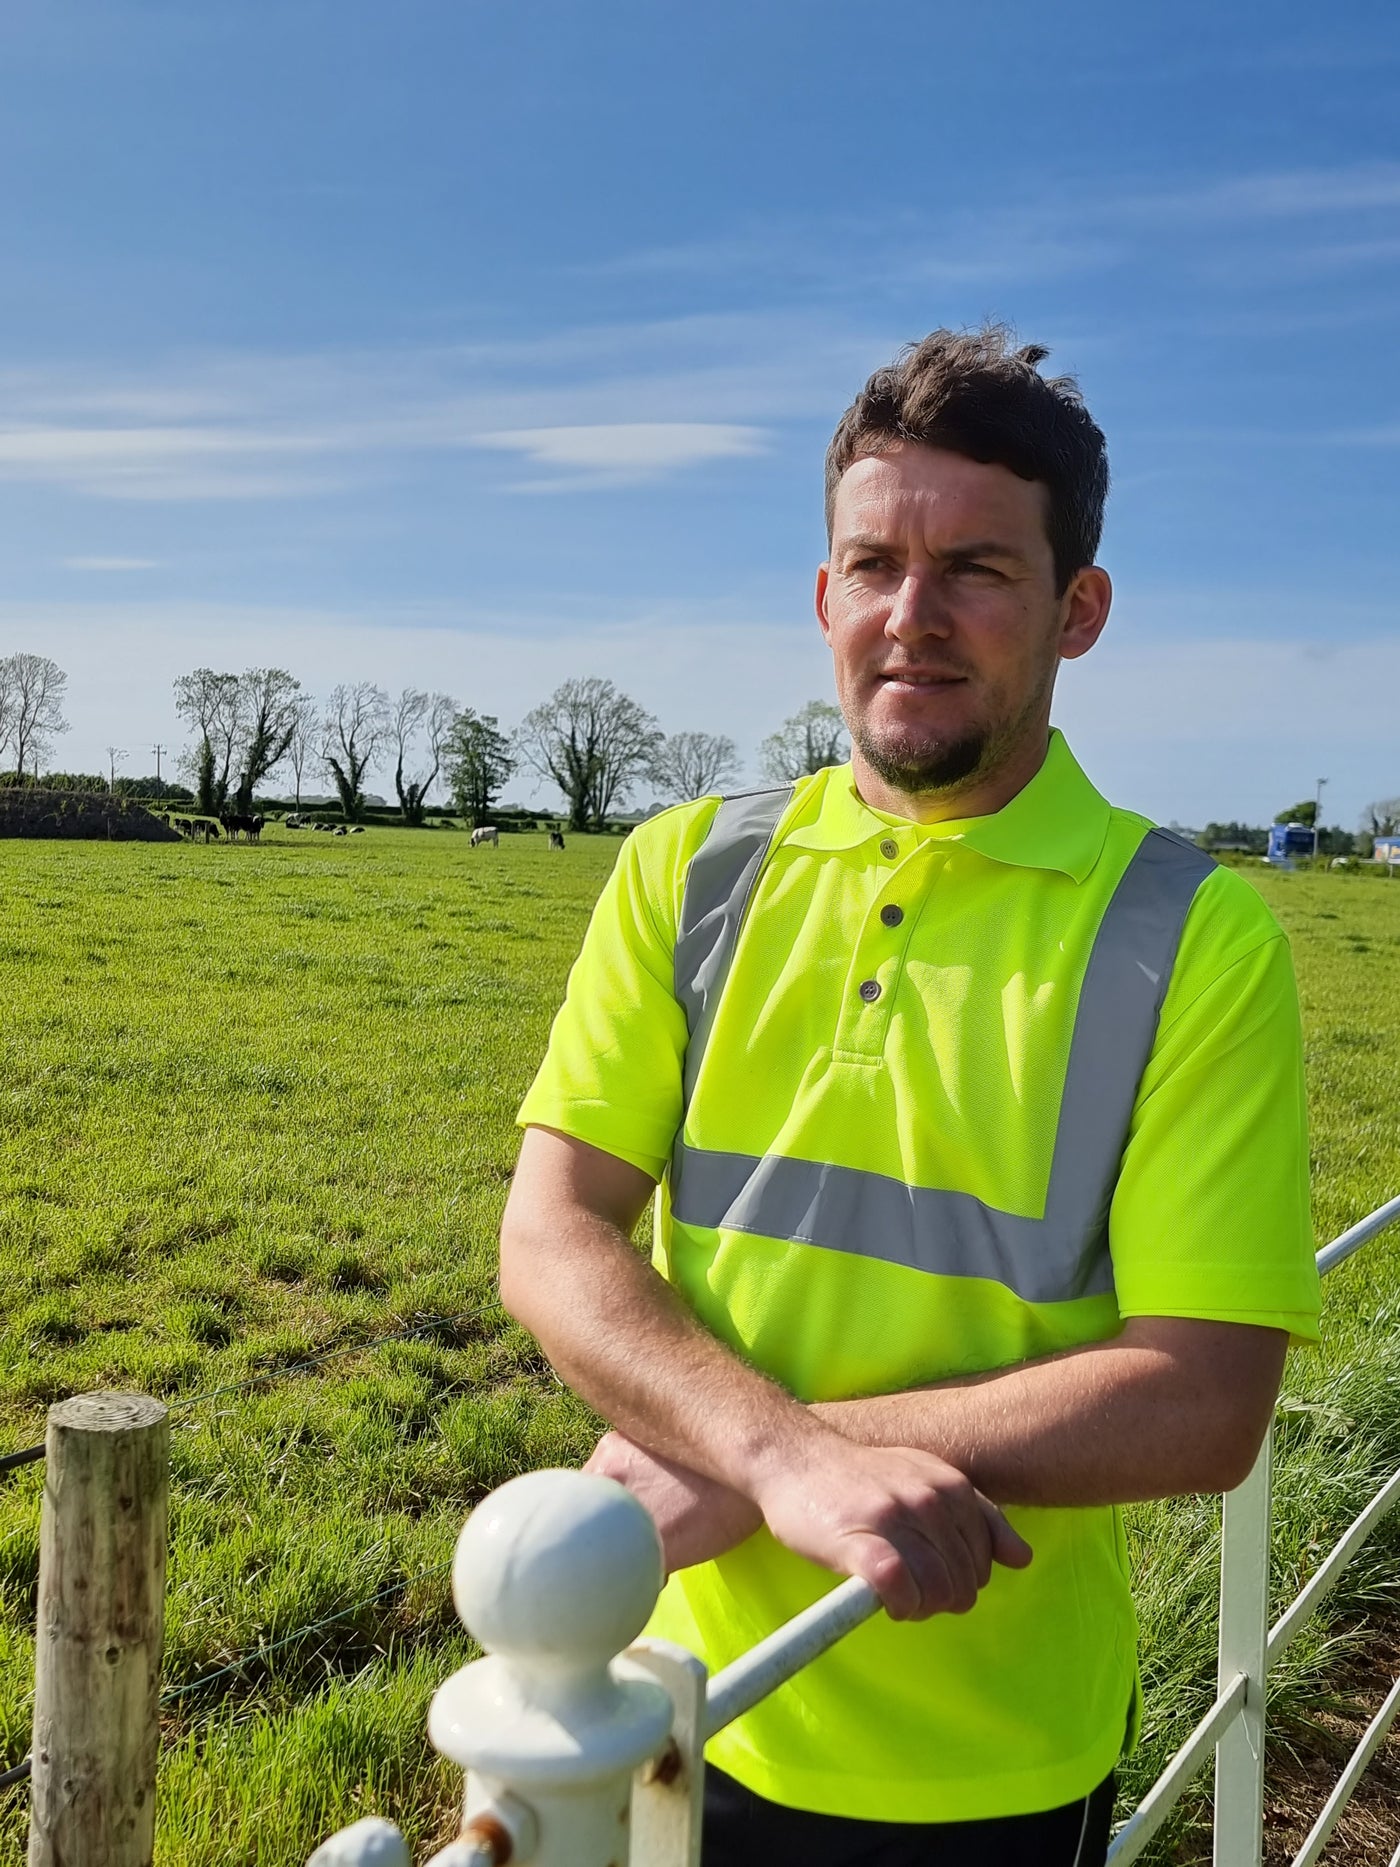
[847,670,1055,803]
[852,718,989,797]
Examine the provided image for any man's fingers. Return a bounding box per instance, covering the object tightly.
[979,1495,1034,1570]
[852,1534,951,1621]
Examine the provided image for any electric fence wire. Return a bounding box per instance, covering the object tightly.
[0,1553,459,1791]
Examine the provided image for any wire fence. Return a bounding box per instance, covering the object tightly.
[0,1295,508,1792]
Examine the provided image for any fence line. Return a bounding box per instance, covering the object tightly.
[6,1203,1399,1859]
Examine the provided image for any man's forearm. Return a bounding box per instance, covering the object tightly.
[499,1139,824,1498]
[500,1128,1035,1619]
[813,1318,1288,1507]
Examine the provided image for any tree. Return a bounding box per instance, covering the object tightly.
[0,659,14,770]
[516,677,662,832]
[1199,822,1268,855]
[285,693,320,811]
[321,682,389,820]
[1274,799,1317,827]
[391,688,457,825]
[1,653,70,778]
[651,730,740,802]
[234,668,303,813]
[443,709,515,823]
[173,669,242,814]
[1360,797,1400,839]
[759,700,849,781]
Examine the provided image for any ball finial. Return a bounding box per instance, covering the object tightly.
[453,1469,663,1671]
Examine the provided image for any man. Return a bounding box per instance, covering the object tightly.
[500,328,1320,1866]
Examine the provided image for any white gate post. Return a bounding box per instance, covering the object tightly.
[1213,1426,1272,1867]
[428,1469,677,1867]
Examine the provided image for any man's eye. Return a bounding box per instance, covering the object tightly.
[951,560,1000,578]
[851,556,889,573]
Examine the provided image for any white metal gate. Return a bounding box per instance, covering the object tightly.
[311,1193,1400,1867]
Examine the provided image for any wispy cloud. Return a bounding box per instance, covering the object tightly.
[4,156,1399,511]
[473,421,768,488]
[64,556,162,571]
[0,316,854,504]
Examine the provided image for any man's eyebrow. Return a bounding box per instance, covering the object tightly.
[834,534,1030,564]
[937,539,1028,564]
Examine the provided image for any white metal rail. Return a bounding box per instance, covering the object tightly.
[310,1194,1400,1867]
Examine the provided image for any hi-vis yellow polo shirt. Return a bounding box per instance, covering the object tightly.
[518,729,1320,1823]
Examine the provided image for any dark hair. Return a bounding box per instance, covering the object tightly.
[824,325,1109,592]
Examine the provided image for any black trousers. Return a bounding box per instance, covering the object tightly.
[701,1765,1116,1867]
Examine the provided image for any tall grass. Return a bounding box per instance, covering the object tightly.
[0,834,1398,1862]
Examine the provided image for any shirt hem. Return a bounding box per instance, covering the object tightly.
[704,1714,1129,1824]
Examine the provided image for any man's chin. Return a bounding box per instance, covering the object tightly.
[856,730,988,796]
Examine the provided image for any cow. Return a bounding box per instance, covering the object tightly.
[470,826,500,848]
[219,812,264,842]
[548,829,565,851]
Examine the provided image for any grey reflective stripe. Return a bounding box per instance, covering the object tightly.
[1040,827,1217,1265]
[669,825,1217,1304]
[670,1149,1088,1302]
[674,786,792,1107]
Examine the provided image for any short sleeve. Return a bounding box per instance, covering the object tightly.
[517,805,714,1180]
[1110,911,1320,1343]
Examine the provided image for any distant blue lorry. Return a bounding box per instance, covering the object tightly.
[1267,822,1316,864]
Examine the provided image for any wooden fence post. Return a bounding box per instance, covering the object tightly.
[28,1392,169,1867]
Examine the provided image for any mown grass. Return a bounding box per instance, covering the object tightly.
[1,833,1399,1863]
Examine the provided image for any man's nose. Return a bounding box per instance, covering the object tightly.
[886,570,952,639]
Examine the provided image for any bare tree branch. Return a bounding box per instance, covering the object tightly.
[2,654,70,779]
[321,682,390,820]
[651,730,741,801]
[516,678,661,832]
[759,700,849,782]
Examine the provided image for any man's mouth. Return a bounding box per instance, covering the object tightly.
[876,670,966,687]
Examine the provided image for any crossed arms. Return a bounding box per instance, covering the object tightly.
[499,1124,1288,1622]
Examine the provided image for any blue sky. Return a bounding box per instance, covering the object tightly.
[3,0,1399,826]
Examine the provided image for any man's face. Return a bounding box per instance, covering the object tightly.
[816,443,1110,813]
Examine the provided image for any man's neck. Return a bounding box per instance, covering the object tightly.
[849,728,1053,826]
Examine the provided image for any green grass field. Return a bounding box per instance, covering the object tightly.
[1,827,1399,1864]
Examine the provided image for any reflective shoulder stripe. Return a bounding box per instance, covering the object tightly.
[1044,827,1217,1261]
[674,785,792,1106]
[669,823,1218,1305]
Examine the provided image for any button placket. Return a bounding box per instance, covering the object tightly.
[835,841,930,1055]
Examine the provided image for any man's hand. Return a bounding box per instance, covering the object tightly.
[750,1434,1033,1621]
[585,1430,763,1572]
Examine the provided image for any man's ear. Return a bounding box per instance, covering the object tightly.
[1058,565,1113,662]
[815,562,833,644]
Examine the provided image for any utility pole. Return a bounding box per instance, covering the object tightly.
[106,746,126,794]
[1314,777,1327,861]
[152,743,166,796]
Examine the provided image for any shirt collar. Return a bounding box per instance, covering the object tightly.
[780,729,1111,883]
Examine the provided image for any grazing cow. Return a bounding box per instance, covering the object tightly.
[333,824,348,836]
[548,829,565,851]
[470,825,500,848]
[349,824,365,834]
[219,812,263,842]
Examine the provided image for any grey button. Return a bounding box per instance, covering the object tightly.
[880,904,904,928]
[879,838,898,859]
[858,979,882,1003]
